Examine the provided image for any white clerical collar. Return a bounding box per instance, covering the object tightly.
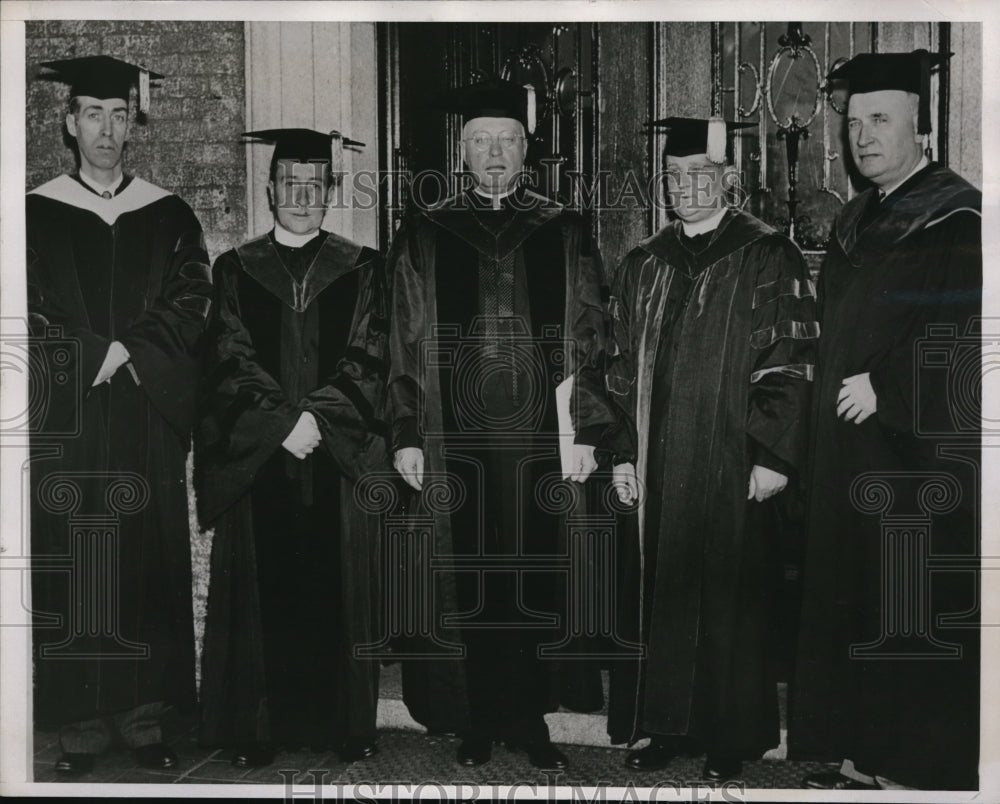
[78,170,124,198]
[273,222,322,248]
[474,185,515,210]
[681,207,727,237]
[879,155,929,200]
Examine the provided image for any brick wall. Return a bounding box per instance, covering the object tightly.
[25,20,248,260]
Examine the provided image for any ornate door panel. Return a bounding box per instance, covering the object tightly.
[709,21,952,271]
[378,23,597,245]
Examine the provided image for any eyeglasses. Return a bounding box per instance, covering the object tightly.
[462,132,525,152]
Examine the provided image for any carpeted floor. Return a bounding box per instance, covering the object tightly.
[32,671,827,789]
[32,723,832,788]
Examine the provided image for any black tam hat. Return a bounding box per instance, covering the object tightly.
[647,116,755,164]
[826,49,953,134]
[431,77,538,134]
[39,55,163,115]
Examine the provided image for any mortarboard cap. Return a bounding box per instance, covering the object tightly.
[648,116,755,164]
[242,128,365,175]
[826,49,952,134]
[39,55,163,115]
[431,77,538,134]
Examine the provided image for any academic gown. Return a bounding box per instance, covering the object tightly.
[789,163,982,790]
[387,188,617,739]
[605,209,817,756]
[195,230,390,748]
[26,173,213,726]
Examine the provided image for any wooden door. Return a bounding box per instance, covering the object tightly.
[377,22,597,247]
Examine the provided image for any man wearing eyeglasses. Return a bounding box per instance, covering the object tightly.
[387,78,616,770]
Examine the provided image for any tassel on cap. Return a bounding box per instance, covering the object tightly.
[525,84,536,134]
[38,55,164,117]
[916,48,932,135]
[330,130,344,175]
[138,68,150,115]
[706,116,727,164]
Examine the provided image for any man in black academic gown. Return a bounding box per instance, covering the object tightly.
[195,129,389,768]
[388,78,617,770]
[26,56,213,775]
[791,50,981,791]
[605,118,817,781]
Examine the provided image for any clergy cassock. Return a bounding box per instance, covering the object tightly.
[195,229,389,749]
[387,187,616,740]
[27,173,213,726]
[605,209,817,755]
[789,163,981,790]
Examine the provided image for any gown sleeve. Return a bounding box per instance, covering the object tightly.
[196,250,302,521]
[745,233,819,474]
[866,210,981,436]
[563,214,618,447]
[386,218,427,453]
[115,198,214,433]
[602,248,647,465]
[26,214,110,427]
[302,249,391,479]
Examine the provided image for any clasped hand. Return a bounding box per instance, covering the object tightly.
[282,411,321,459]
[748,464,787,502]
[612,462,639,506]
[837,372,877,424]
[92,341,130,386]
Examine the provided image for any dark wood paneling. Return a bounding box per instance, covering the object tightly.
[595,23,652,279]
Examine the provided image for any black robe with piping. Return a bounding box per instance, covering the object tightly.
[606,209,817,756]
[195,230,389,748]
[387,188,617,739]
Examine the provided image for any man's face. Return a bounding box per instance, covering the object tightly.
[65,96,129,174]
[460,117,527,195]
[268,160,333,235]
[847,90,923,189]
[665,153,728,223]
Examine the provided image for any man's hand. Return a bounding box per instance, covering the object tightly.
[612,462,639,506]
[394,447,424,491]
[282,411,321,459]
[92,341,130,386]
[570,444,598,483]
[837,372,877,424]
[748,464,788,502]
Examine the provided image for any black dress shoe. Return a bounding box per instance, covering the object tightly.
[703,755,742,782]
[456,736,493,766]
[625,739,676,771]
[513,739,569,771]
[232,743,275,768]
[802,770,877,790]
[134,743,179,770]
[339,737,378,762]
[54,753,94,774]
